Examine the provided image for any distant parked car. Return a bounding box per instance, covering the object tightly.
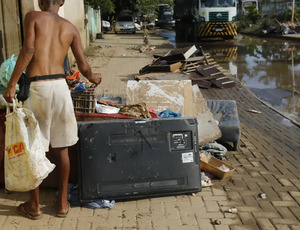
[102,20,111,33]
[160,14,175,29]
[114,15,136,34]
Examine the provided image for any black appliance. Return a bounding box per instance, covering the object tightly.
[77,118,201,201]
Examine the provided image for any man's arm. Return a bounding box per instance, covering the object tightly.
[3,12,36,103]
[70,27,101,85]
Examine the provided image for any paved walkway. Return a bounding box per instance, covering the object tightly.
[0,32,299,230]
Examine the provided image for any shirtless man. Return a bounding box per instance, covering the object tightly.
[3,0,101,219]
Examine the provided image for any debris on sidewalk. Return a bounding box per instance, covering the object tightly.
[158,109,182,118]
[277,20,299,35]
[212,219,222,225]
[95,104,120,114]
[66,69,96,93]
[259,193,267,199]
[128,45,156,53]
[83,200,115,209]
[201,172,213,187]
[136,72,190,81]
[139,60,182,74]
[65,183,115,209]
[137,45,236,89]
[202,142,227,160]
[227,207,238,214]
[200,153,235,180]
[126,80,221,144]
[118,103,152,118]
[247,109,262,114]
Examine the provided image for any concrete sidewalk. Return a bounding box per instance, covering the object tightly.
[0,32,299,230]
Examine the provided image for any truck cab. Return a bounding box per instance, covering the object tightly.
[174,0,238,41]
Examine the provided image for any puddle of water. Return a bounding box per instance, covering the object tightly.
[160,30,176,47]
[161,32,300,124]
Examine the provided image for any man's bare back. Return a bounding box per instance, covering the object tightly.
[26,11,75,77]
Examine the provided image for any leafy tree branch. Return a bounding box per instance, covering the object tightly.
[84,0,115,13]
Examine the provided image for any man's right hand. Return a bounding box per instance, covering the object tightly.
[3,85,16,103]
[90,73,102,86]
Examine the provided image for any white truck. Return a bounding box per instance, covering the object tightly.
[238,0,258,16]
[174,0,238,41]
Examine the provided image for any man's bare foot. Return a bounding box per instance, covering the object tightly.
[56,202,70,218]
[16,202,43,220]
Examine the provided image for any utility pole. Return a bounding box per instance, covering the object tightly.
[291,0,295,24]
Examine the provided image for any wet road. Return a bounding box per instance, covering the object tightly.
[160,31,300,124]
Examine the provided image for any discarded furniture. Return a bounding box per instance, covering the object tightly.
[206,100,240,150]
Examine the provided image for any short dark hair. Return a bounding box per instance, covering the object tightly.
[44,0,62,7]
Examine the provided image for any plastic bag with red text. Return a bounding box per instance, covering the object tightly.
[4,100,55,192]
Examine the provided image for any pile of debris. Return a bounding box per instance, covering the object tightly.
[137,45,236,89]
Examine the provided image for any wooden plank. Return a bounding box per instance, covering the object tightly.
[184,56,204,62]
[2,0,21,58]
[142,62,183,73]
[136,72,190,81]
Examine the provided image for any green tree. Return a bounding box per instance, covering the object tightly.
[137,0,173,17]
[85,0,175,17]
[112,0,138,15]
[84,0,115,13]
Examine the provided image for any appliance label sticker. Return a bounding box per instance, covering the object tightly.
[182,152,194,163]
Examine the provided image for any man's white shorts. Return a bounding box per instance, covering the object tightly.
[24,79,78,152]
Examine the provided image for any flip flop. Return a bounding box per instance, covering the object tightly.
[16,203,43,220]
[56,202,70,218]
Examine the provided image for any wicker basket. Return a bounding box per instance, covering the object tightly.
[71,91,95,114]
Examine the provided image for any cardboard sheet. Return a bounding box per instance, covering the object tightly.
[126,80,221,145]
[127,80,193,116]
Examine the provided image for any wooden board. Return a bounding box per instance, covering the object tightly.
[1,0,22,58]
[140,62,183,74]
[196,65,225,78]
[136,72,191,81]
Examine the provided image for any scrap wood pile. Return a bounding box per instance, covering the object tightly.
[137,45,236,89]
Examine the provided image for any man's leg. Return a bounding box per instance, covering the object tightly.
[52,147,70,214]
[16,187,42,219]
[27,188,40,211]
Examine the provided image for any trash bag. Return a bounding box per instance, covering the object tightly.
[0,95,7,109]
[203,142,227,159]
[4,100,55,192]
[0,55,18,88]
[0,83,7,109]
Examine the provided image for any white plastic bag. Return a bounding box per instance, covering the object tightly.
[4,100,55,192]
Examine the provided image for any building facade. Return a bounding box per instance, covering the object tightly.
[0,0,101,65]
[258,0,300,16]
